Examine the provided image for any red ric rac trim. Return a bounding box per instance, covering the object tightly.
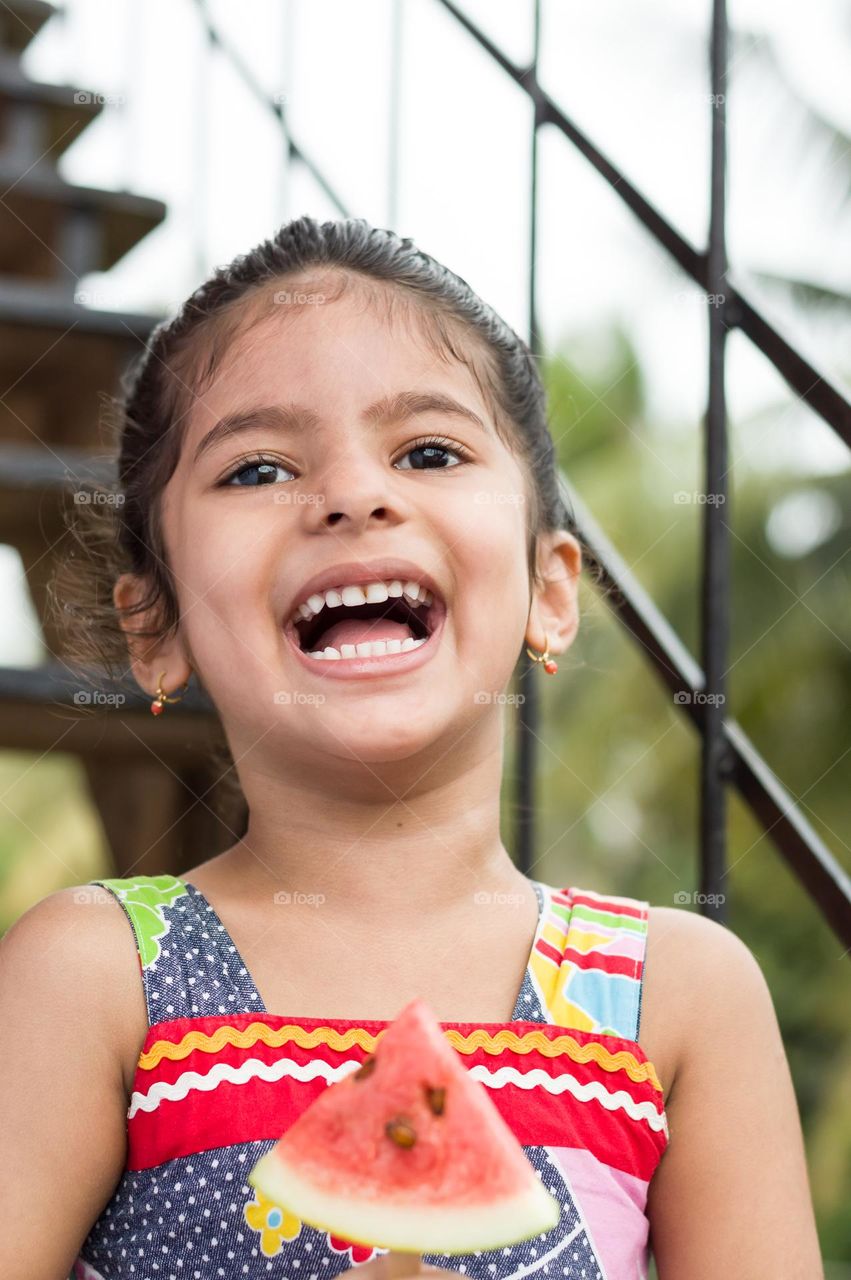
[126,1014,668,1180]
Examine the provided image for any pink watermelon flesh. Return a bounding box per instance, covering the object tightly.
[248,997,560,1254]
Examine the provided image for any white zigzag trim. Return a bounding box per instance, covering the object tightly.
[467,1064,668,1133]
[129,1055,666,1134]
[128,1055,361,1118]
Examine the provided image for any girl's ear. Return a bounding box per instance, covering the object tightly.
[113,573,192,697]
[526,530,582,657]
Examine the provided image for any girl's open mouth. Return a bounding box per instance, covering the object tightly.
[281,578,447,679]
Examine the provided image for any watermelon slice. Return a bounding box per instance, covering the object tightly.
[248,997,560,1254]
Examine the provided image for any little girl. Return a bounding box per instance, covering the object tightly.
[0,217,822,1279]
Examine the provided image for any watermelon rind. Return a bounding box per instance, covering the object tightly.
[248,1149,560,1254]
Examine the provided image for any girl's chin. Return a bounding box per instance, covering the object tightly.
[298,713,453,767]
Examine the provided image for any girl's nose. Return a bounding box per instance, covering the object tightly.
[302,457,407,534]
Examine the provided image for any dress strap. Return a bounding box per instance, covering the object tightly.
[90,875,265,1026]
[530,884,650,1040]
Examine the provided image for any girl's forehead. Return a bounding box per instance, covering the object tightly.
[198,292,487,421]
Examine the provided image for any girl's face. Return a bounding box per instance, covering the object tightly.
[155,288,557,767]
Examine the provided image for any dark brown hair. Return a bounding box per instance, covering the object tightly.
[49,215,581,827]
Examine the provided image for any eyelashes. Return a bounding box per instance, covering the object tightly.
[219,455,293,487]
[218,436,473,487]
[395,435,472,469]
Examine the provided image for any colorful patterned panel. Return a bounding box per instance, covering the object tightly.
[530,887,648,1037]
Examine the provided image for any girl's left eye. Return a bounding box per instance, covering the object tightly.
[394,436,471,470]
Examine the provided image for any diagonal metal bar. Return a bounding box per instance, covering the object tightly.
[191,0,350,218]
[726,290,851,442]
[565,483,851,950]
[723,722,851,949]
[434,0,851,446]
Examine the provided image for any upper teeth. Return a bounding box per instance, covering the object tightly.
[293,579,434,624]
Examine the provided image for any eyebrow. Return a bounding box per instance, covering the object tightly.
[192,390,489,463]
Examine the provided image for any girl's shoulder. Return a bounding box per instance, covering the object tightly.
[3,883,151,1095]
[641,903,769,1102]
[0,886,152,1272]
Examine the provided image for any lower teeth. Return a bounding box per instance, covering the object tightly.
[307,636,427,660]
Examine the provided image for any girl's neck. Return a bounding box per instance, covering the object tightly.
[192,744,533,929]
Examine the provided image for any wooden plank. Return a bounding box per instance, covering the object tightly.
[0,296,159,449]
[0,1,56,57]
[0,65,102,162]
[0,167,166,279]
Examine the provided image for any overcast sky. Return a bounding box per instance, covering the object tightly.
[4,0,849,664]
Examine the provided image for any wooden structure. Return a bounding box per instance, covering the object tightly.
[0,0,239,877]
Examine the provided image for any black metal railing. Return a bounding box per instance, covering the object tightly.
[188,0,851,949]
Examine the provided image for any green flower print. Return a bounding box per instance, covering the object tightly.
[96,875,188,968]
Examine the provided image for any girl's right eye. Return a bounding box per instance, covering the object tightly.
[218,455,295,487]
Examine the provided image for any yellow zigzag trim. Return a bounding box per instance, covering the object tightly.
[138,1023,377,1070]
[138,1021,662,1092]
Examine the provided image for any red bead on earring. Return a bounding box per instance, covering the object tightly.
[150,670,189,716]
[525,634,559,675]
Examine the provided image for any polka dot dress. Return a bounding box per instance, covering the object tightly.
[70,876,664,1279]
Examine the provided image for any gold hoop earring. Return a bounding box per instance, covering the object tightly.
[150,670,190,716]
[525,633,558,675]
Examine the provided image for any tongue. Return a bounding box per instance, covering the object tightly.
[316,616,416,650]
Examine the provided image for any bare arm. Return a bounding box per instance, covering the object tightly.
[0,888,142,1278]
[646,907,823,1278]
